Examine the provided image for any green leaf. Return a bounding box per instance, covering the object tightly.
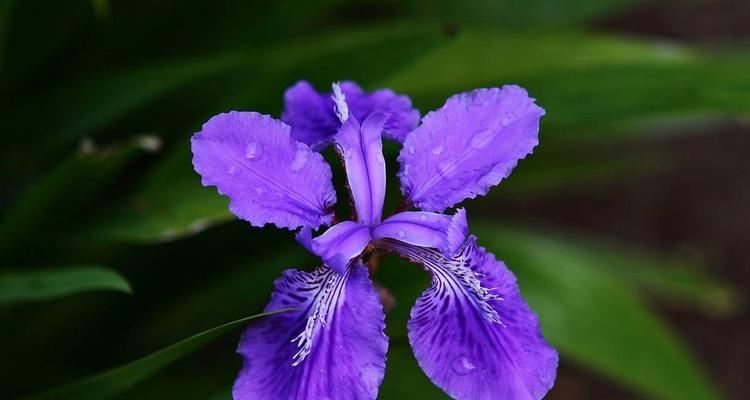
[14,52,249,158]
[549,232,739,315]
[22,309,293,400]
[88,143,233,243]
[0,266,131,305]
[0,137,148,254]
[402,0,645,29]
[381,30,750,137]
[473,223,721,400]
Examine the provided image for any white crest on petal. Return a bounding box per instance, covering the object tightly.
[331,82,350,122]
[289,267,347,366]
[379,237,504,325]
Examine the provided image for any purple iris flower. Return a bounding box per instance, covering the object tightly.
[191,80,558,400]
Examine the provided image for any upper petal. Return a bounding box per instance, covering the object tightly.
[191,111,336,230]
[281,81,341,151]
[371,208,468,258]
[233,263,388,400]
[282,80,420,149]
[334,113,388,225]
[398,86,544,212]
[340,81,420,143]
[380,236,558,400]
[310,221,372,275]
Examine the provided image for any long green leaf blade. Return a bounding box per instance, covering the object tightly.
[23,309,292,400]
[0,138,147,253]
[474,223,720,400]
[0,266,131,304]
[382,30,750,137]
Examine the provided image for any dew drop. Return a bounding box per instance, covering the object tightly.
[227,165,239,175]
[431,144,444,156]
[254,186,265,195]
[398,230,406,239]
[245,142,262,160]
[419,214,428,222]
[451,356,476,376]
[470,129,495,149]
[408,145,416,155]
[290,149,309,171]
[501,112,515,126]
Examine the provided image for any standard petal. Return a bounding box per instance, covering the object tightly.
[282,80,420,149]
[398,86,544,212]
[340,81,420,143]
[281,81,341,150]
[191,112,336,230]
[334,113,388,225]
[311,221,372,275]
[371,208,467,258]
[233,263,388,400]
[380,236,558,400]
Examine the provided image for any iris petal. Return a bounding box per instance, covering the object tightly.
[381,236,558,400]
[371,208,468,258]
[340,81,420,143]
[282,80,420,150]
[310,221,371,275]
[398,86,544,213]
[282,81,341,151]
[233,263,388,400]
[334,113,388,225]
[191,111,336,230]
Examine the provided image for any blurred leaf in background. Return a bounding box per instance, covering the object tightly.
[24,309,292,400]
[0,266,130,304]
[0,0,747,399]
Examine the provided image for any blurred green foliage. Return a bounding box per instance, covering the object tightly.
[0,0,747,399]
[0,266,130,304]
[23,309,291,400]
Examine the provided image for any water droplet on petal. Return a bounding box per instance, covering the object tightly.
[451,356,476,376]
[245,142,262,160]
[408,145,416,155]
[227,165,239,175]
[470,129,495,149]
[431,144,444,156]
[398,230,406,239]
[419,214,428,222]
[254,186,265,194]
[290,149,309,171]
[501,112,515,126]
